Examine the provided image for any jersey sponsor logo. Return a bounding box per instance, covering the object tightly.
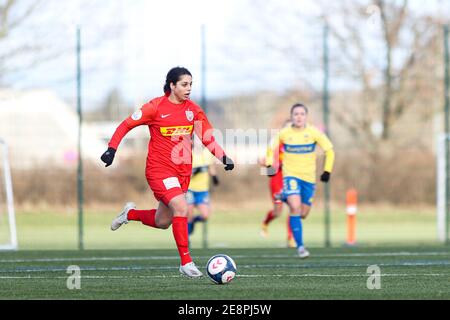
[284,143,316,154]
[131,110,143,121]
[161,114,171,119]
[160,126,194,137]
[186,111,194,122]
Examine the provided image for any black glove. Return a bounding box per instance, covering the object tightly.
[321,171,331,183]
[222,156,235,171]
[212,176,220,186]
[101,147,116,168]
[192,167,202,176]
[266,166,277,177]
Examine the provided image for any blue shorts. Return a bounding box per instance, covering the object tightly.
[283,177,316,207]
[186,191,210,206]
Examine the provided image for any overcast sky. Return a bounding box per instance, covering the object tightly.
[3,0,449,110]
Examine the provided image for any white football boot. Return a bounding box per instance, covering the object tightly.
[260,223,269,239]
[111,202,136,231]
[179,262,203,279]
[298,246,310,259]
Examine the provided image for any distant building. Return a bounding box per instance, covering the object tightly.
[0,89,106,169]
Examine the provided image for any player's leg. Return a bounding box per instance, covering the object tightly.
[285,177,309,258]
[262,173,284,237]
[287,214,296,248]
[261,208,274,238]
[110,202,137,231]
[154,201,174,229]
[113,200,173,231]
[196,203,210,221]
[280,191,295,248]
[301,205,312,220]
[190,192,210,235]
[169,194,203,278]
[262,201,283,234]
[113,176,176,231]
[261,194,283,238]
[299,180,316,220]
[287,195,309,258]
[287,194,303,246]
[112,200,169,231]
[186,191,196,235]
[165,177,203,278]
[291,180,314,257]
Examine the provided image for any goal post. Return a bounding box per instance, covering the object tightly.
[437,134,449,244]
[0,139,18,251]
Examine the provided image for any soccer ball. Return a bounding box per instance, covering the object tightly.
[206,254,237,285]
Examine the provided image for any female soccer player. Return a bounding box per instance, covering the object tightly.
[100,67,234,278]
[259,148,296,248]
[266,104,335,258]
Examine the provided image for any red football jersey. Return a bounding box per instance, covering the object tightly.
[108,96,225,178]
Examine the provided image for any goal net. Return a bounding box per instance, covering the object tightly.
[0,139,18,251]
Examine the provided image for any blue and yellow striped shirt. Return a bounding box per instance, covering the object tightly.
[267,125,335,183]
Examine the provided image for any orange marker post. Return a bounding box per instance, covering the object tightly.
[346,189,358,246]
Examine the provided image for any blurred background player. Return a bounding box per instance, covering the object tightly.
[187,139,220,237]
[100,67,235,278]
[259,121,296,248]
[266,104,335,259]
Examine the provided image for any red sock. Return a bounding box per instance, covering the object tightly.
[128,209,157,228]
[172,217,192,266]
[287,217,294,240]
[263,210,276,225]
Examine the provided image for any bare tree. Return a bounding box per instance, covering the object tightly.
[320,0,443,158]
[229,0,442,152]
[0,0,41,38]
[0,0,42,77]
[0,0,127,85]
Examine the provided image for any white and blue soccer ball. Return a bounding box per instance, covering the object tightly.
[206,254,237,285]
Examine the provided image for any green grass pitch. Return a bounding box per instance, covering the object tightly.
[1,206,448,300]
[0,246,449,300]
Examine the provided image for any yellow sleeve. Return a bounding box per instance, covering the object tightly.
[265,132,282,168]
[324,149,335,173]
[316,131,335,173]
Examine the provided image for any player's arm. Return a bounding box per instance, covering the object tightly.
[101,102,157,167]
[265,133,282,176]
[194,110,234,171]
[316,131,335,183]
[209,164,220,186]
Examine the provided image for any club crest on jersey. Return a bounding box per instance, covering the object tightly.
[131,110,143,121]
[186,111,194,122]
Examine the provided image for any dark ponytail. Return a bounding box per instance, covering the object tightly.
[164,67,192,96]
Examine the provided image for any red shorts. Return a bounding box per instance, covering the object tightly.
[147,175,191,206]
[270,170,284,204]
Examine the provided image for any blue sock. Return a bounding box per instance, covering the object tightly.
[193,216,206,223]
[188,222,194,235]
[289,216,304,248]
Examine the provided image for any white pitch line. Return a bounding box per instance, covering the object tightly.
[0,256,180,263]
[0,273,448,280]
[263,252,450,258]
[0,252,449,264]
[1,261,450,274]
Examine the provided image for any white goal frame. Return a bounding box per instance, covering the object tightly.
[0,139,18,251]
[437,134,449,243]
